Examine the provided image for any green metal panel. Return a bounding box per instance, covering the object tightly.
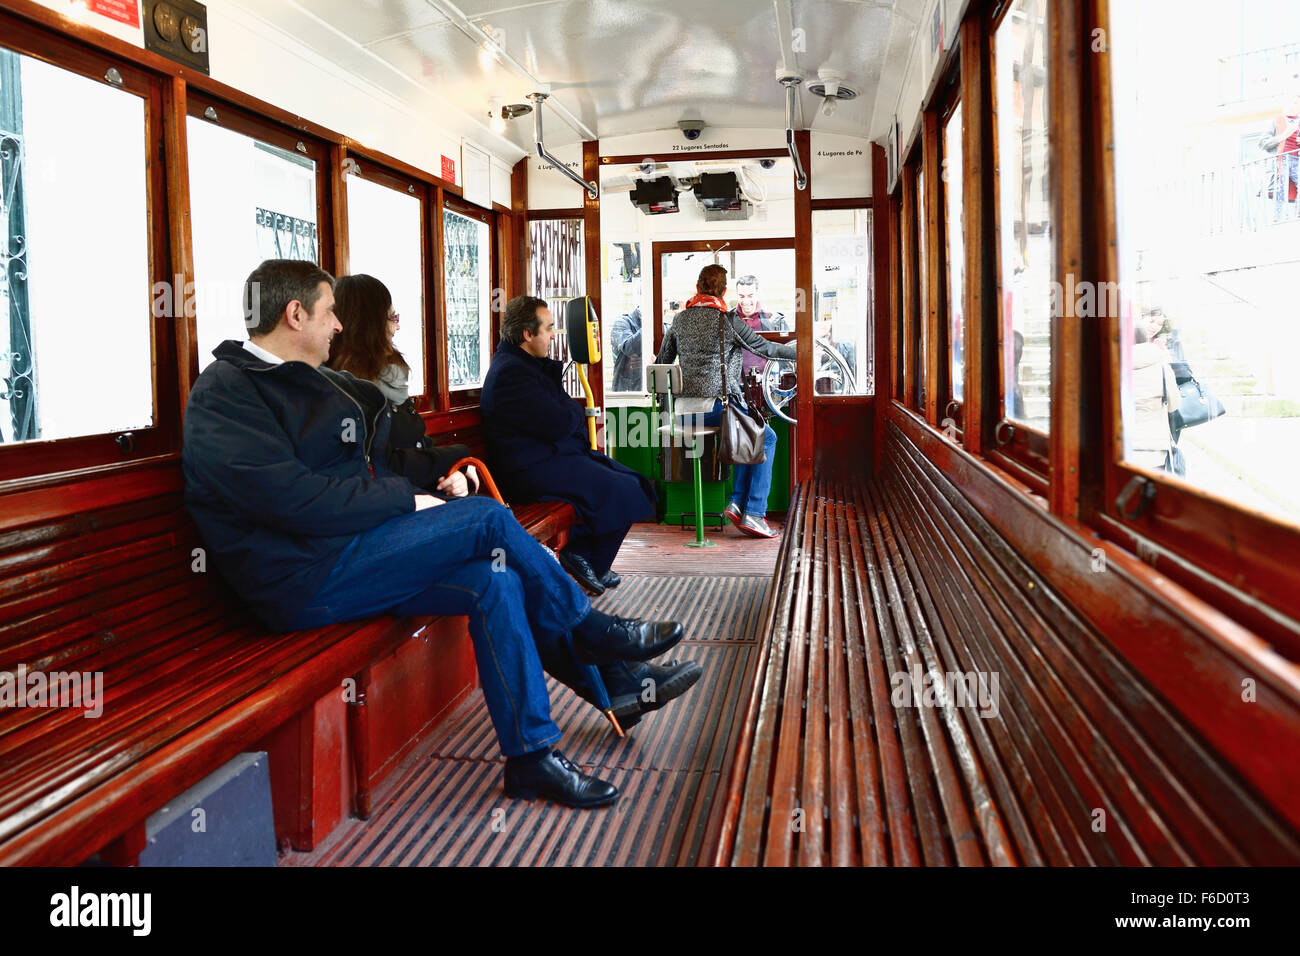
[607,404,792,522]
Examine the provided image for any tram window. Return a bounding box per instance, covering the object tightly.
[729,249,797,329]
[443,207,492,391]
[894,196,904,403]
[188,117,320,371]
[943,103,965,407]
[914,163,928,409]
[603,240,643,394]
[993,0,1051,434]
[527,217,585,392]
[659,247,797,352]
[0,50,152,445]
[346,174,426,398]
[812,208,874,395]
[1109,0,1300,527]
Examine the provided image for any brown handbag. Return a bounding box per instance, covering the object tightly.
[715,313,767,465]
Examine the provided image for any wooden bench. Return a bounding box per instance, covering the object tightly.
[0,462,574,866]
[717,423,1300,865]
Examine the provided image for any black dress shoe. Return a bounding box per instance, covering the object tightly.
[558,549,605,595]
[573,616,685,666]
[502,749,618,808]
[603,659,703,722]
[600,568,621,589]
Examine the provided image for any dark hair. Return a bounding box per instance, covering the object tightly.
[697,264,727,297]
[736,274,758,290]
[328,274,410,382]
[502,295,549,346]
[244,258,334,336]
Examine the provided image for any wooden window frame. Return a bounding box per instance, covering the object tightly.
[0,20,176,484]
[440,194,498,410]
[649,236,799,357]
[1087,0,1300,647]
[336,157,435,413]
[809,203,875,404]
[523,213,587,399]
[899,151,922,414]
[936,68,965,438]
[891,188,904,404]
[986,0,1052,493]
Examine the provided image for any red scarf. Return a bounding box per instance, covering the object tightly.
[685,293,728,312]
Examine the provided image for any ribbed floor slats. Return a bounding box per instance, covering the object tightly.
[286,566,773,867]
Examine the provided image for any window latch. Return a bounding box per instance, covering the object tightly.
[1116,474,1156,520]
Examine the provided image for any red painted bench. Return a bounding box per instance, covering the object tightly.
[0,462,573,865]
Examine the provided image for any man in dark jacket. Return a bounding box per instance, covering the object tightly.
[182,259,687,808]
[609,307,643,392]
[482,296,659,597]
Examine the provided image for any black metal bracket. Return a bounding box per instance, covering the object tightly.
[1116,474,1157,520]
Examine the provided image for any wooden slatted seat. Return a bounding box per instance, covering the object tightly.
[0,464,574,866]
[718,428,1300,865]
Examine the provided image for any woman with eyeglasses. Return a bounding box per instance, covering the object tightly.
[329,273,478,499]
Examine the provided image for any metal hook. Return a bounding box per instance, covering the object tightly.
[1116,474,1157,520]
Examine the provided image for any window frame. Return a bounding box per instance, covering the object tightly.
[899,150,922,414]
[986,0,1052,491]
[1090,0,1300,640]
[649,236,800,358]
[809,202,875,402]
[937,69,965,438]
[440,193,497,409]
[0,21,176,483]
[339,157,435,413]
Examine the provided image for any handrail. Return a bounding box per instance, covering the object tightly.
[780,75,808,191]
[529,92,598,201]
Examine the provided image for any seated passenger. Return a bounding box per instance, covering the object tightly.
[656,264,796,539]
[482,295,658,598]
[182,258,690,808]
[327,273,476,500]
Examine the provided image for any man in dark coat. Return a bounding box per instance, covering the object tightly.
[609,307,643,393]
[182,259,687,808]
[482,295,658,597]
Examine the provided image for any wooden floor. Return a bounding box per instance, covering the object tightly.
[282,519,782,866]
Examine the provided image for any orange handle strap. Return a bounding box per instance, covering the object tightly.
[446,456,505,504]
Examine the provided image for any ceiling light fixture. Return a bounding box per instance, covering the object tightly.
[808,68,858,119]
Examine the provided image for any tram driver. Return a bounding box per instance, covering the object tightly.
[181,258,690,809]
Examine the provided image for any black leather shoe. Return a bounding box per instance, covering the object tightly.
[603,658,703,722]
[573,616,685,666]
[502,749,618,808]
[600,568,621,589]
[558,549,605,595]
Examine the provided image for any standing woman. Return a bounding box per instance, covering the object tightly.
[655,264,796,539]
[329,274,477,498]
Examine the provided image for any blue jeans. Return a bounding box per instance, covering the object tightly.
[286,496,591,758]
[1275,152,1299,222]
[681,399,779,517]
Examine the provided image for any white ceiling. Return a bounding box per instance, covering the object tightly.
[240,0,924,159]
